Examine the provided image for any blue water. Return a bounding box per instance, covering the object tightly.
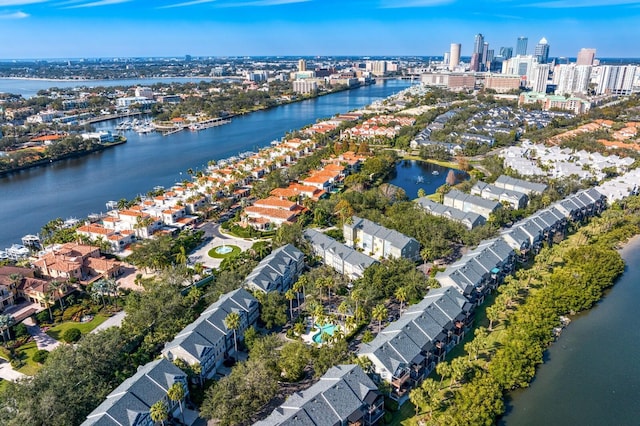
[313,323,337,343]
[388,159,468,200]
[0,79,413,248]
[502,239,640,425]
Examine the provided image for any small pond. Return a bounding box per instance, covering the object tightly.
[387,159,468,199]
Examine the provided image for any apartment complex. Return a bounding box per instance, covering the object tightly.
[343,216,420,261]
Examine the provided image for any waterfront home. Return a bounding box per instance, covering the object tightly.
[443,189,502,219]
[416,197,486,230]
[244,244,305,294]
[343,216,421,261]
[470,181,528,210]
[255,364,385,426]
[493,175,548,196]
[82,358,188,426]
[304,229,378,280]
[76,223,135,252]
[359,287,470,400]
[162,288,259,381]
[301,164,346,192]
[243,196,307,229]
[270,183,327,201]
[33,243,122,284]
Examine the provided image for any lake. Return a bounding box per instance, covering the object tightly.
[388,159,466,199]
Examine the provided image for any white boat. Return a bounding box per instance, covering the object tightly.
[416,176,424,183]
[432,170,440,175]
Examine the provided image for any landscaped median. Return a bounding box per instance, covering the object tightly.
[207,245,241,259]
[44,314,109,341]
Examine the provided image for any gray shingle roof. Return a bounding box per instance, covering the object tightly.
[416,197,486,229]
[244,244,304,293]
[494,175,548,194]
[82,358,187,426]
[346,216,419,251]
[255,365,379,426]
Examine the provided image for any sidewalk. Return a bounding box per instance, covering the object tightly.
[23,318,60,351]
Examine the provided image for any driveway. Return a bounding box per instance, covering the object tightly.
[0,359,26,382]
[23,318,60,351]
[91,311,126,334]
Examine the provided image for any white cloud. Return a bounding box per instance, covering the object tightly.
[217,0,310,7]
[378,0,454,8]
[0,10,29,17]
[159,0,215,9]
[527,0,640,7]
[0,0,47,5]
[64,0,130,8]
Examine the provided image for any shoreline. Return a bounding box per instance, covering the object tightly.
[0,76,217,83]
[0,139,126,177]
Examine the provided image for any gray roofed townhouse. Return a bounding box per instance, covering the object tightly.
[304,229,378,280]
[493,175,548,195]
[500,226,531,252]
[343,216,420,261]
[244,244,305,293]
[255,364,384,426]
[359,287,469,398]
[82,358,188,426]
[162,288,259,380]
[415,197,486,229]
[470,181,528,210]
[443,189,502,219]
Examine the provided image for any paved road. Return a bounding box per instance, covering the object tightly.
[0,359,26,382]
[91,311,126,334]
[189,223,254,269]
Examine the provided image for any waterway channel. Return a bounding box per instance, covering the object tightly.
[0,79,412,248]
[501,237,640,426]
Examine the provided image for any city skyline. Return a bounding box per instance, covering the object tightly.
[1,0,640,59]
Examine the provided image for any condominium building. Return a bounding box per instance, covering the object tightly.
[244,244,305,294]
[343,216,420,261]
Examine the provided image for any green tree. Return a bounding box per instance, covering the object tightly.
[395,286,408,315]
[61,327,82,343]
[279,341,310,381]
[167,382,187,425]
[260,292,288,330]
[285,289,296,320]
[372,304,388,333]
[224,311,241,354]
[150,400,169,426]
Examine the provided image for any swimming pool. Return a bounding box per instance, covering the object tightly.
[312,323,337,343]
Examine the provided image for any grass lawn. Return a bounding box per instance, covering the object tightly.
[45,314,109,341]
[208,245,241,259]
[0,379,9,393]
[16,340,42,376]
[389,400,419,426]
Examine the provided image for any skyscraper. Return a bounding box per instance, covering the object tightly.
[516,36,528,56]
[534,37,550,64]
[472,34,485,72]
[449,43,461,70]
[499,47,513,60]
[576,48,596,66]
[298,59,307,72]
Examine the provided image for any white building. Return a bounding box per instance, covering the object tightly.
[594,65,638,95]
[554,64,592,95]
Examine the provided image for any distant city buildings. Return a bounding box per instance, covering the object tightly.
[534,37,550,64]
[576,48,597,66]
[516,36,528,55]
[449,43,461,70]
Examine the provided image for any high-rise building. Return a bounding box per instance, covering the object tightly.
[449,43,461,70]
[576,48,597,66]
[595,65,638,95]
[554,64,592,95]
[534,37,550,64]
[516,36,528,56]
[499,47,513,60]
[482,42,490,71]
[472,34,485,71]
[298,59,307,72]
[530,63,551,93]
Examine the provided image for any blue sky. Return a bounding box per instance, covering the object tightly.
[1,0,640,59]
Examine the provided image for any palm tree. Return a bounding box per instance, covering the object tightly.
[104,278,120,308]
[345,315,356,332]
[395,286,407,315]
[167,382,187,425]
[175,246,188,266]
[0,315,15,343]
[293,277,305,309]
[149,400,168,426]
[224,311,241,354]
[42,291,54,322]
[372,304,388,333]
[285,289,296,321]
[49,280,65,311]
[337,301,349,321]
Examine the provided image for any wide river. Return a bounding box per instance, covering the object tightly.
[0,79,412,248]
[502,237,640,425]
